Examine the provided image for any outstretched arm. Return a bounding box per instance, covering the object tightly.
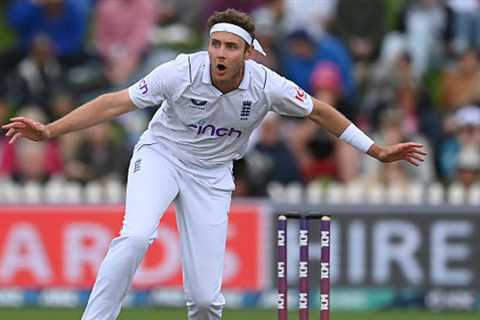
[2,89,136,144]
[307,98,426,166]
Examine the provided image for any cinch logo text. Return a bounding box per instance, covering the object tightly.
[188,124,242,138]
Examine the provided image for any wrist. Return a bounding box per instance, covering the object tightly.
[367,144,386,161]
[339,123,374,153]
[45,124,54,139]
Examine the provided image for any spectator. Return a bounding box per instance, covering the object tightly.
[364,108,433,186]
[310,63,343,116]
[246,113,303,196]
[94,0,158,85]
[7,0,89,68]
[0,88,11,124]
[50,91,76,119]
[0,1,469,194]
[396,0,450,78]
[281,29,321,94]
[158,0,200,29]
[447,0,480,54]
[310,61,359,183]
[333,0,387,108]
[363,48,434,136]
[440,105,480,181]
[281,28,356,101]
[10,34,65,118]
[440,48,480,111]
[0,1,15,53]
[250,0,284,70]
[76,0,97,18]
[0,106,63,183]
[0,141,11,180]
[288,114,338,184]
[202,0,264,26]
[317,33,356,101]
[282,0,337,40]
[392,52,420,134]
[286,61,358,184]
[454,144,480,188]
[333,0,386,66]
[64,122,130,183]
[0,93,13,179]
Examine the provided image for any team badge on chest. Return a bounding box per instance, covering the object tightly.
[240,100,252,120]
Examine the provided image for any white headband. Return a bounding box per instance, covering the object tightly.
[209,22,267,56]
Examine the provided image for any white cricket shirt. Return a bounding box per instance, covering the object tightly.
[128,51,313,168]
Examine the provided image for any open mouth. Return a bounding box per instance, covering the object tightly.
[217,64,226,72]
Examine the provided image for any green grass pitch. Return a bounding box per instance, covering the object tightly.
[0,308,478,320]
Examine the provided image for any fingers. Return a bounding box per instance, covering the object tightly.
[407,152,425,162]
[2,124,24,144]
[403,142,423,148]
[2,122,27,143]
[403,142,427,154]
[12,117,40,129]
[9,117,33,124]
[405,154,421,166]
[2,117,48,143]
[3,117,40,130]
[404,147,425,166]
[6,128,16,137]
[409,147,427,156]
[406,159,420,166]
[9,132,22,144]
[393,142,427,166]
[2,122,26,130]
[402,143,427,165]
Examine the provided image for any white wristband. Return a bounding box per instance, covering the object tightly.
[339,123,374,153]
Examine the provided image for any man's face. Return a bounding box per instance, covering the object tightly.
[458,125,480,145]
[208,31,251,83]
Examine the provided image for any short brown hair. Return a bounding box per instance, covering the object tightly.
[207,9,256,42]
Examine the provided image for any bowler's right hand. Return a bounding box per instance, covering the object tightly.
[2,117,50,144]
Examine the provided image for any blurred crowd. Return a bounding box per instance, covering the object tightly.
[0,0,479,198]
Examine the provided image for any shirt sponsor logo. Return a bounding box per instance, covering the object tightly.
[188,123,242,138]
[139,79,148,94]
[295,87,306,103]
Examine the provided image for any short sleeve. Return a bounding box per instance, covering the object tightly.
[128,60,177,109]
[266,69,313,117]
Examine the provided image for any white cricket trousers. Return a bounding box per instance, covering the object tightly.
[81,142,233,320]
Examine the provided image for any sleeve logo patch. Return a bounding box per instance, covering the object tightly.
[295,87,306,103]
[139,79,148,95]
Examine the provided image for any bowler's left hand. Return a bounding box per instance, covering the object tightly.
[369,142,427,166]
